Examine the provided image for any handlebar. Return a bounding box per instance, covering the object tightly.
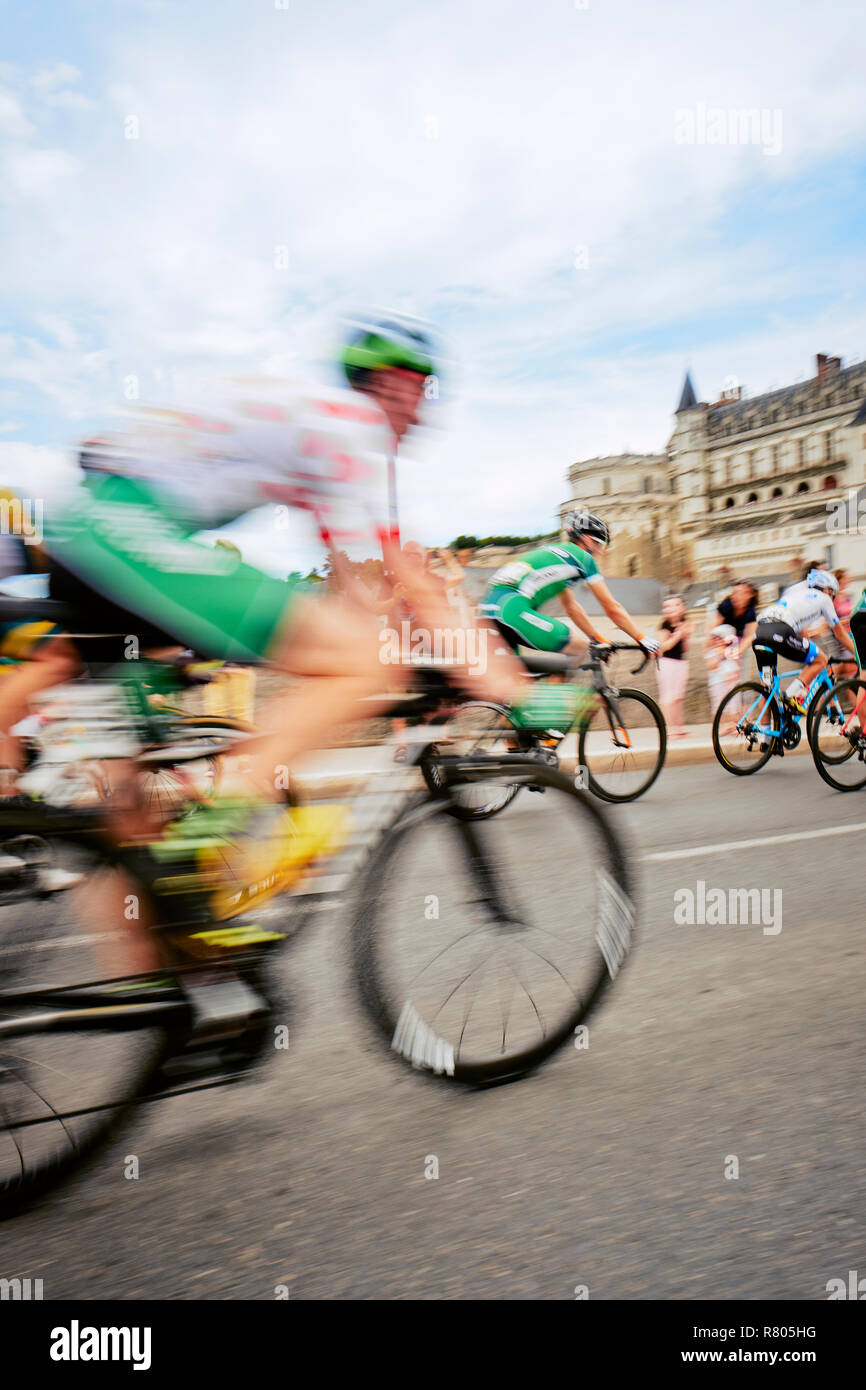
[588,641,651,676]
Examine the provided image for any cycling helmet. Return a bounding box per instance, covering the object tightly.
[340,313,437,389]
[564,509,611,548]
[807,569,839,596]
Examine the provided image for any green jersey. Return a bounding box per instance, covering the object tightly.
[486,541,602,609]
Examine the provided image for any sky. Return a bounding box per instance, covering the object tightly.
[1,0,866,571]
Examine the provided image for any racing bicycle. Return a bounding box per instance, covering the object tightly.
[421,641,666,816]
[808,672,866,791]
[712,651,852,775]
[0,628,636,1214]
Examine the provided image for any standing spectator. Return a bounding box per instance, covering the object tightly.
[705,623,741,722]
[716,580,758,676]
[656,594,692,738]
[823,567,858,678]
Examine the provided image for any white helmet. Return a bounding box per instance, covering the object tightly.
[807,569,839,597]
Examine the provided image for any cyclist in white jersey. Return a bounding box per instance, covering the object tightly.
[753,570,857,711]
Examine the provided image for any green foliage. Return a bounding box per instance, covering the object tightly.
[449,531,558,551]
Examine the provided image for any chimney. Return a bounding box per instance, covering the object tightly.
[816,353,841,381]
[709,382,742,408]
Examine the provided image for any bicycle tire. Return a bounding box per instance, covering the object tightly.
[0,830,179,1216]
[124,715,254,817]
[421,701,529,820]
[578,686,666,803]
[808,678,866,791]
[712,681,779,775]
[351,763,635,1086]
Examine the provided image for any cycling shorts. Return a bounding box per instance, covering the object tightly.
[44,473,304,664]
[480,586,571,653]
[753,619,818,668]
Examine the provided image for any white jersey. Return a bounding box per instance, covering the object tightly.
[81,381,394,558]
[758,581,839,634]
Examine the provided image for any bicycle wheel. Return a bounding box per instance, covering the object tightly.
[577,687,666,803]
[0,829,177,1215]
[712,681,780,774]
[421,701,531,820]
[352,763,635,1086]
[809,678,866,791]
[137,715,253,817]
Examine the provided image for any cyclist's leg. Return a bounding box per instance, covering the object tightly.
[242,589,397,797]
[799,641,827,691]
[482,590,573,656]
[480,591,593,730]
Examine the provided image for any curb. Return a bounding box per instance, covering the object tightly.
[292,733,814,799]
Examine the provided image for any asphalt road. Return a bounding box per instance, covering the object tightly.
[3,755,866,1301]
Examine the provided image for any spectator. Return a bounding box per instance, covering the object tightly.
[823,567,858,678]
[705,623,741,722]
[716,580,758,674]
[656,594,692,738]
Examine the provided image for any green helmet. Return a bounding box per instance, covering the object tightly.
[340,313,437,388]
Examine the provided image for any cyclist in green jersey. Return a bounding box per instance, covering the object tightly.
[480,510,660,663]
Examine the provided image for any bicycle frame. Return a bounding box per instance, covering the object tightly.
[740,661,842,741]
[832,684,866,740]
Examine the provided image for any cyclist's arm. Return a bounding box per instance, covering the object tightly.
[585,577,650,647]
[560,588,606,643]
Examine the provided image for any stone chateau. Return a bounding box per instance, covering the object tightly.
[561,353,866,588]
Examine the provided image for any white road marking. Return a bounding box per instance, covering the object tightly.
[640,821,866,862]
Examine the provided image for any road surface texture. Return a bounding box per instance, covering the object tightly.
[3,757,865,1300]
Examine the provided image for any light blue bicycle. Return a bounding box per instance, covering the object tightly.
[712,652,852,775]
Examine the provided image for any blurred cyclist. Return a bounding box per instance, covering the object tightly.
[21,315,530,961]
[753,569,857,713]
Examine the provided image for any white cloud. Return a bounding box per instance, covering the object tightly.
[1,0,865,540]
[0,89,34,138]
[31,62,81,92]
[45,90,97,111]
[0,442,77,499]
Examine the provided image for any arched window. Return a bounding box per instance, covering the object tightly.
[746,492,758,504]
[796,481,809,493]
[771,487,783,498]
[823,475,838,490]
[724,496,736,508]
